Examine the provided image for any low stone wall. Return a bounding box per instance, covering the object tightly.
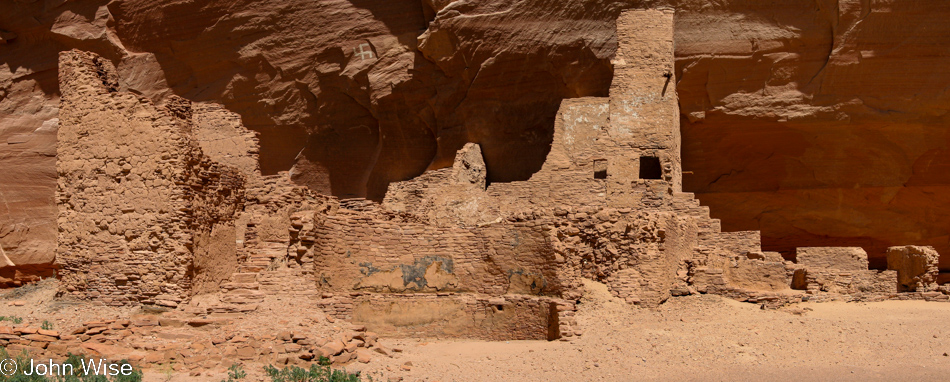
[797,247,869,271]
[317,293,576,341]
[787,247,896,297]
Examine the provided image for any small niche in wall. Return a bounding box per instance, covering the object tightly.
[639,156,662,179]
[593,159,608,179]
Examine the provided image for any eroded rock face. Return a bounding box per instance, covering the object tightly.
[675,1,950,268]
[2,0,950,282]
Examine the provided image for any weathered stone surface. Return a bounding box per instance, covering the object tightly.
[677,1,950,269]
[797,247,869,272]
[886,246,940,292]
[55,50,246,304]
[306,10,796,339]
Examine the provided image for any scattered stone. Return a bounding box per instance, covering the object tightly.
[355,348,373,363]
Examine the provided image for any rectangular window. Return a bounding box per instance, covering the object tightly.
[593,159,607,179]
[639,156,662,179]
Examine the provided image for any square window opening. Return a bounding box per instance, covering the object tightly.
[639,156,662,179]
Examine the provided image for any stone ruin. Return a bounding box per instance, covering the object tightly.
[52,9,950,343]
[56,51,247,306]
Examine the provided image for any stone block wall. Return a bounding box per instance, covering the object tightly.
[329,294,577,341]
[193,103,262,187]
[306,211,563,297]
[610,8,681,193]
[383,143,493,227]
[56,50,245,306]
[788,247,897,299]
[797,247,869,271]
[548,208,694,306]
[887,245,940,292]
[803,269,898,297]
[300,201,714,316]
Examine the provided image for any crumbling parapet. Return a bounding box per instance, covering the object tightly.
[383,142,492,227]
[797,247,869,271]
[56,50,246,306]
[887,245,940,292]
[193,103,263,188]
[788,247,896,299]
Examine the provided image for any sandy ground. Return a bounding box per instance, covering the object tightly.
[6,280,950,381]
[352,281,950,382]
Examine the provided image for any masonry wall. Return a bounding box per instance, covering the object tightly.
[797,247,869,271]
[56,50,245,306]
[194,103,262,188]
[372,9,731,310]
[348,294,563,341]
[610,8,681,193]
[307,211,564,297]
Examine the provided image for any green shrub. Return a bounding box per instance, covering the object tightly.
[221,364,246,382]
[262,358,363,382]
[0,347,46,382]
[0,316,23,325]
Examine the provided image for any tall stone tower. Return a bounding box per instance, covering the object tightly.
[55,50,246,306]
[606,8,681,207]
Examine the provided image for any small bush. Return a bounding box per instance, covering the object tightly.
[263,358,362,382]
[41,321,53,331]
[221,364,246,382]
[0,316,23,325]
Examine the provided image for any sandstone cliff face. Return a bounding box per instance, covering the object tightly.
[675,0,950,268]
[1,0,949,280]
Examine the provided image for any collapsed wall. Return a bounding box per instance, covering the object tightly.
[887,246,940,293]
[788,247,897,297]
[55,50,246,306]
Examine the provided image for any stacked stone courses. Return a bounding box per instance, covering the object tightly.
[50,9,950,343]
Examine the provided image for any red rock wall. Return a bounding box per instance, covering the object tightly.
[675,1,950,268]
